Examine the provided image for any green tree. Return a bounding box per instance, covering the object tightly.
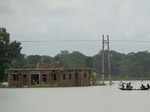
[26,55,41,67]
[54,50,87,68]
[0,28,22,81]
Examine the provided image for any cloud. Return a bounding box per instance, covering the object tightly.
[0,0,150,56]
[0,0,14,14]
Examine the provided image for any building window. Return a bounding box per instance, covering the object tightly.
[31,74,39,85]
[75,72,78,79]
[63,74,66,80]
[42,74,47,82]
[13,74,19,81]
[23,74,27,78]
[51,71,57,81]
[69,74,72,80]
[84,73,87,78]
[52,73,57,80]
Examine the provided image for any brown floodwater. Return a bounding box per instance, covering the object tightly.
[0,81,149,112]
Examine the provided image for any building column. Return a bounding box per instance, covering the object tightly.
[39,73,41,85]
[28,74,31,87]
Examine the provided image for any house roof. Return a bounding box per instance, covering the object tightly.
[7,68,92,72]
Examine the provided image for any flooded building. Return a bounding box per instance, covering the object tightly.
[7,67,94,88]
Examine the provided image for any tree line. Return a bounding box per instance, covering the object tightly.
[1,28,150,82]
[12,50,150,80]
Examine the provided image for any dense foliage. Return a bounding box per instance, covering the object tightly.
[0,28,22,81]
[11,50,150,80]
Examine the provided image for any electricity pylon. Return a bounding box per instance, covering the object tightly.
[101,35,112,85]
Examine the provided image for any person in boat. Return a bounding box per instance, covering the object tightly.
[147,83,150,89]
[121,82,125,89]
[126,83,129,88]
[126,82,132,89]
[141,84,146,90]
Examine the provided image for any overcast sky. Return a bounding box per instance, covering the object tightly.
[0,0,150,56]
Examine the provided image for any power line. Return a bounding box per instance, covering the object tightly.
[110,40,150,43]
[20,40,100,43]
[19,39,150,43]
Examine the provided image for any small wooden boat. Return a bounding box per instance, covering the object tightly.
[119,87,150,91]
[140,88,150,90]
[119,88,133,91]
[119,81,150,91]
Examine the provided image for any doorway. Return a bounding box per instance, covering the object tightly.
[31,74,39,85]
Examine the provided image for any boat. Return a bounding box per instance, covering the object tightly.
[119,88,133,91]
[119,87,149,91]
[119,82,150,91]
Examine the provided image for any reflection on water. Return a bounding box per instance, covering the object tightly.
[0,81,150,112]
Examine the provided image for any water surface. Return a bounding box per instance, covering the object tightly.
[0,81,149,112]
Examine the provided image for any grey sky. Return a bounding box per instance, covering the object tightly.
[0,0,150,56]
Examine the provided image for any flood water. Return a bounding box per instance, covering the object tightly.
[0,81,150,112]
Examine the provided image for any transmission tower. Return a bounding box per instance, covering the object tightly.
[101,35,112,85]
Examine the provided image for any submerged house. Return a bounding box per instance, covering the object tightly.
[7,65,94,87]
